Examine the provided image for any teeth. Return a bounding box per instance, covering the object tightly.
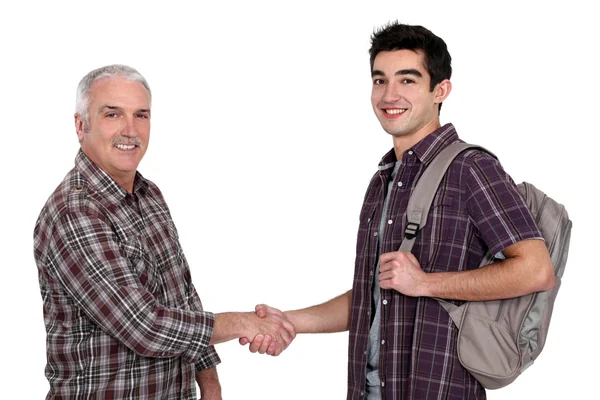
[116,144,135,150]
[385,109,406,115]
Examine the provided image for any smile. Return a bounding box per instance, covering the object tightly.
[115,144,136,150]
[384,109,406,115]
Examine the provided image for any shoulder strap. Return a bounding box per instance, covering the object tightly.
[399,142,494,253]
[398,142,495,318]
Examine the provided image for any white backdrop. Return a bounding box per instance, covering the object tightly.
[1,1,596,398]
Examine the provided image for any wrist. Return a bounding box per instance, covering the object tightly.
[420,272,437,297]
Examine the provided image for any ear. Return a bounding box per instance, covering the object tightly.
[434,79,452,105]
[74,113,85,142]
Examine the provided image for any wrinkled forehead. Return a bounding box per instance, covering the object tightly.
[89,77,151,109]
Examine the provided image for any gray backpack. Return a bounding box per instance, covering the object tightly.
[399,142,572,389]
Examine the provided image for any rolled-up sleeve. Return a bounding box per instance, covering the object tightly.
[188,282,221,370]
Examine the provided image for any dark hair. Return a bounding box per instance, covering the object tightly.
[369,22,452,92]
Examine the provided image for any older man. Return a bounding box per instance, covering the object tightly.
[33,64,295,400]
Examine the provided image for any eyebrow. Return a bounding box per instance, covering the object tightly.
[100,105,151,114]
[371,69,423,78]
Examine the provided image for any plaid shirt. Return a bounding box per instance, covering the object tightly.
[34,150,220,400]
[347,124,542,400]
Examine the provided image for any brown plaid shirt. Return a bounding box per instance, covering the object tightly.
[34,150,219,399]
[347,124,542,400]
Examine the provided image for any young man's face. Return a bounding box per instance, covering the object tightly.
[75,77,151,189]
[371,49,445,139]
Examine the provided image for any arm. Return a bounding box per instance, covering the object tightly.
[285,289,352,333]
[48,211,215,363]
[240,290,352,354]
[50,211,294,363]
[379,239,554,300]
[196,367,222,400]
[379,151,555,301]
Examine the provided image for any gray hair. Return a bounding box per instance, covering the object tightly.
[75,64,152,128]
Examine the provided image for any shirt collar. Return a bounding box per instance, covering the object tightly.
[74,149,148,200]
[411,123,460,165]
[377,122,461,170]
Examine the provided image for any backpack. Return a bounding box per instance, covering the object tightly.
[399,142,572,389]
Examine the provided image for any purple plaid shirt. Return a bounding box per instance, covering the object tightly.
[34,150,220,400]
[347,123,542,400]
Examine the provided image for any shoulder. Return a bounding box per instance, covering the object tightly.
[36,169,111,234]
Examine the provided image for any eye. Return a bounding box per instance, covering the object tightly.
[373,78,386,85]
[401,78,415,84]
[106,112,118,118]
[136,113,149,119]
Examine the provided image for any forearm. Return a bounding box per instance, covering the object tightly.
[210,312,250,345]
[196,367,221,399]
[286,290,352,333]
[422,241,554,301]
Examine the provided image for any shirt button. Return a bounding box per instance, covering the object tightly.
[381,340,385,345]
[382,299,388,305]
[360,392,364,397]
[364,351,367,355]
[397,181,403,187]
[387,219,393,225]
[381,381,385,387]
[367,217,371,223]
[374,232,378,237]
[408,150,413,155]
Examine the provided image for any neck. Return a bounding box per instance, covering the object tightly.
[392,119,441,160]
[114,175,135,193]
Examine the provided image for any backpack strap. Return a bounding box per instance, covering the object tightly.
[398,142,492,252]
[398,142,495,318]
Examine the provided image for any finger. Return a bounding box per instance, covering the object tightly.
[255,304,268,318]
[378,271,392,281]
[266,340,278,356]
[280,317,296,339]
[257,334,272,354]
[379,261,391,273]
[379,251,399,263]
[379,280,391,290]
[249,334,264,353]
[239,337,249,346]
[272,342,284,357]
[277,323,294,347]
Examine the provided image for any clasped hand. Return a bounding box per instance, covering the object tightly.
[378,251,428,297]
[239,305,295,356]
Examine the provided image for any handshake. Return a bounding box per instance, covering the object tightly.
[237,304,296,356]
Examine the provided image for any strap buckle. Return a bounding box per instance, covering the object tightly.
[404,222,420,239]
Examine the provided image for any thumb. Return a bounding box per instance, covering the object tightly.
[255,304,269,318]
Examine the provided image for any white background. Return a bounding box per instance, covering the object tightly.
[1,1,596,398]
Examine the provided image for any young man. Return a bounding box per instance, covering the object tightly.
[242,22,554,400]
[33,65,295,400]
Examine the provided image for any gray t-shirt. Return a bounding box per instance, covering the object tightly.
[365,160,402,399]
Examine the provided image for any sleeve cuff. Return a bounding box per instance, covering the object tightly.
[182,311,215,364]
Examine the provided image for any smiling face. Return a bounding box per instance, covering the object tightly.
[371,49,450,143]
[75,77,151,192]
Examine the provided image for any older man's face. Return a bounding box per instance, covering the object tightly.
[75,77,151,191]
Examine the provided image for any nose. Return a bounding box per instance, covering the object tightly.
[381,81,401,103]
[121,115,137,138]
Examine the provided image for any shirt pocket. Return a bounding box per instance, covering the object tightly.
[356,206,377,257]
[391,192,456,249]
[120,236,159,292]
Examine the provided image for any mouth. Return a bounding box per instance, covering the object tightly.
[382,108,407,117]
[114,144,137,151]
